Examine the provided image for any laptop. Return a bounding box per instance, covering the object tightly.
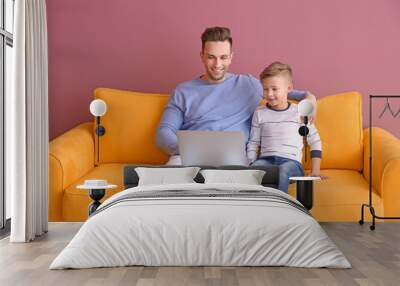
[177,130,249,166]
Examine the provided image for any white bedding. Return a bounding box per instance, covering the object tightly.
[50,183,351,269]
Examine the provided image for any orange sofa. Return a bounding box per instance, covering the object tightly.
[49,88,400,222]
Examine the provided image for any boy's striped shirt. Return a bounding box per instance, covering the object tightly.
[247,103,322,163]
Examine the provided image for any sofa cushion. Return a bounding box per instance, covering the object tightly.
[94,88,169,164]
[304,92,364,171]
[63,163,125,221]
[292,169,381,206]
[288,169,383,221]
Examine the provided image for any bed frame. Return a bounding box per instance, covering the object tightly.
[123,165,279,189]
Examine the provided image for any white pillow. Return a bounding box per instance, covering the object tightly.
[200,169,266,185]
[135,167,201,186]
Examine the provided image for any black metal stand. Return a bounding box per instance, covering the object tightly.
[296,181,314,210]
[95,116,106,165]
[88,189,105,215]
[359,95,400,230]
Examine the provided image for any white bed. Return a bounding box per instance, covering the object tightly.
[50,183,351,269]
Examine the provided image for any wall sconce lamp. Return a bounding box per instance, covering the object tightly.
[90,99,107,163]
[298,99,315,162]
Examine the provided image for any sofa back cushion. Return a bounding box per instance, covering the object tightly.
[95,88,169,164]
[303,91,363,171]
[96,88,363,170]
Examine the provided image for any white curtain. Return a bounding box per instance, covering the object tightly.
[7,0,49,242]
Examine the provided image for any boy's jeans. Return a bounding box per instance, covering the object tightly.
[252,156,304,193]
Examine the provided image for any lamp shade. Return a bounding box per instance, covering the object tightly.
[298,99,314,117]
[89,99,107,117]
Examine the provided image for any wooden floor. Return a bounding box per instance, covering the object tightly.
[0,223,399,286]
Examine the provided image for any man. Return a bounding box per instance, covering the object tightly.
[156,27,316,165]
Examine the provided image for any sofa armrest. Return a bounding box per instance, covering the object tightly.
[363,127,400,216]
[49,122,95,221]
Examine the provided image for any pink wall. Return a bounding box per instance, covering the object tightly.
[47,0,400,139]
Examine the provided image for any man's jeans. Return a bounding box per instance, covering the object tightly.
[252,156,304,193]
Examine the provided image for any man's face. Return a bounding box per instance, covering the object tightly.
[262,75,293,108]
[200,41,233,83]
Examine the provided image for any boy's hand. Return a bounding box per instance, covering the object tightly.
[308,171,328,180]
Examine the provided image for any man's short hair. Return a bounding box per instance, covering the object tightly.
[201,27,232,51]
[259,61,293,82]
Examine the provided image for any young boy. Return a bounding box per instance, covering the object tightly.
[247,62,322,193]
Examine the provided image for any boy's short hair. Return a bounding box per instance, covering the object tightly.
[201,27,232,51]
[259,61,293,82]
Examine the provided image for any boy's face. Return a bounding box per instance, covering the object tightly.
[200,40,233,83]
[262,75,293,108]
